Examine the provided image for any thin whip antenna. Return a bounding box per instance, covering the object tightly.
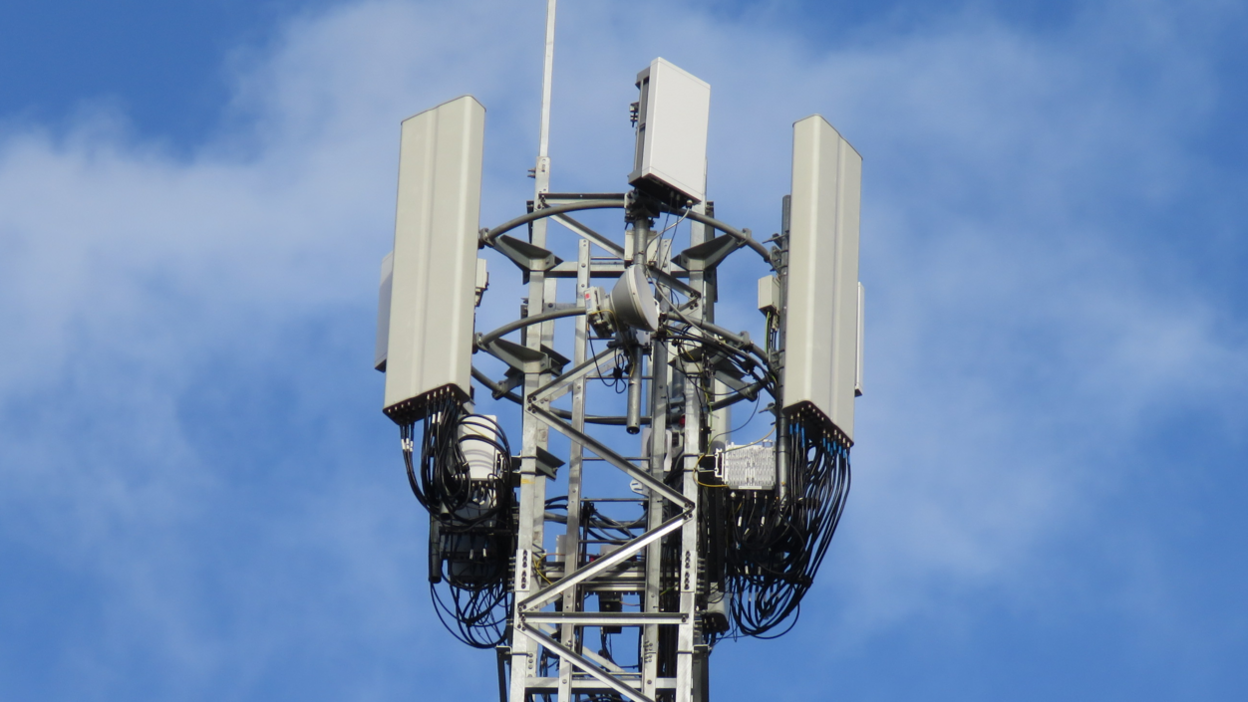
[534,0,556,193]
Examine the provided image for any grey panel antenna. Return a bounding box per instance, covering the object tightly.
[383,95,486,423]
[628,58,710,204]
[782,114,862,442]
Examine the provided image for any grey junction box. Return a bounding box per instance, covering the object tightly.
[382,95,485,422]
[782,115,862,443]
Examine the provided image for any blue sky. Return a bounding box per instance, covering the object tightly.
[2,0,1247,700]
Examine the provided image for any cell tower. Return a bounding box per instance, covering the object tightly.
[374,3,863,701]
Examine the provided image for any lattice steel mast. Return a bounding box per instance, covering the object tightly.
[374,4,863,701]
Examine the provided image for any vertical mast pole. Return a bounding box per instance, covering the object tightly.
[535,0,557,192]
[510,3,558,702]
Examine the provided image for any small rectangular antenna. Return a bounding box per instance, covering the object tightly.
[383,95,486,422]
[783,115,862,442]
[628,57,710,204]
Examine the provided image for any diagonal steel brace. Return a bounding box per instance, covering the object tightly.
[529,345,617,406]
[527,403,691,509]
[519,514,686,612]
[521,618,658,702]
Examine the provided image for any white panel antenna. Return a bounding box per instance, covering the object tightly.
[783,114,863,442]
[628,57,710,204]
[383,95,486,422]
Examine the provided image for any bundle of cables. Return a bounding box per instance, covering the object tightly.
[580,500,648,547]
[663,324,777,413]
[400,394,517,648]
[723,411,851,638]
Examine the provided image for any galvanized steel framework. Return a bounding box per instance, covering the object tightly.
[482,5,763,700]
[494,5,721,697]
[475,186,768,702]
[384,2,860,700]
